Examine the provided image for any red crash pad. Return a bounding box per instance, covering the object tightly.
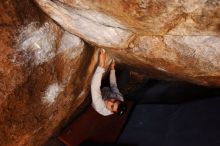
[58,101,133,146]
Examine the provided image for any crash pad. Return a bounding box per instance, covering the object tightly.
[59,101,133,146]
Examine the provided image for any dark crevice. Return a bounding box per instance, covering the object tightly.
[114,64,220,104]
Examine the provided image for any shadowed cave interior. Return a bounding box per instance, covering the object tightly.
[44,64,220,146]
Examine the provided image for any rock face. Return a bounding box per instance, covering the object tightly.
[0,1,96,145]
[34,0,135,48]
[0,0,220,145]
[35,0,220,86]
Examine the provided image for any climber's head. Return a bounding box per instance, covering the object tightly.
[104,99,127,115]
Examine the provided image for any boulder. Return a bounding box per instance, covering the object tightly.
[0,0,220,145]
[35,0,220,86]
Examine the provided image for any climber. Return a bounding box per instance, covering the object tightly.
[91,49,127,116]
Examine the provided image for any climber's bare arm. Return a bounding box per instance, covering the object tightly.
[110,59,117,88]
[111,59,115,70]
[110,59,124,101]
[99,49,106,68]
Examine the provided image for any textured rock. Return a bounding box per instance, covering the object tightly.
[0,1,96,145]
[0,0,220,146]
[34,0,135,48]
[34,0,220,86]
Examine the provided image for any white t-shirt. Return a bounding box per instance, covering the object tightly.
[91,66,124,116]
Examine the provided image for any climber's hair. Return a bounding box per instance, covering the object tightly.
[115,101,127,116]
